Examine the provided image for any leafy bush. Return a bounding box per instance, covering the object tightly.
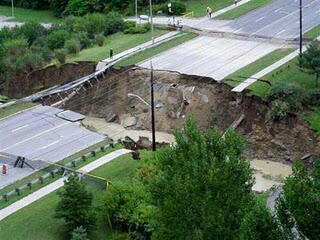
[112,232,131,240]
[104,12,125,35]
[19,22,45,45]
[13,53,45,73]
[267,82,307,111]
[124,23,151,34]
[71,226,88,240]
[309,88,320,106]
[50,0,69,17]
[65,16,86,32]
[47,29,71,50]
[41,47,53,62]
[55,49,67,64]
[84,13,107,35]
[65,38,81,54]
[66,0,89,16]
[166,0,186,15]
[267,100,289,121]
[4,38,28,56]
[76,32,91,49]
[94,34,105,47]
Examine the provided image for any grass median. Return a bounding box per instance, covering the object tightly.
[216,0,272,20]
[0,151,150,240]
[0,101,38,120]
[225,48,295,88]
[115,31,198,68]
[303,25,320,40]
[0,140,117,210]
[185,0,234,17]
[0,5,59,23]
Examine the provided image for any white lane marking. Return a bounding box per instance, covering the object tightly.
[11,124,29,133]
[276,29,286,36]
[274,8,282,13]
[234,27,243,33]
[0,122,70,152]
[255,16,264,22]
[39,140,59,150]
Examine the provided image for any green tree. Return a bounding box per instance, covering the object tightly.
[276,159,320,239]
[50,0,69,17]
[46,29,71,50]
[239,202,283,240]
[149,118,255,240]
[55,174,97,235]
[301,40,320,87]
[71,226,89,240]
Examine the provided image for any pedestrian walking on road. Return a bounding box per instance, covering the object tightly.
[234,0,238,5]
[208,7,213,18]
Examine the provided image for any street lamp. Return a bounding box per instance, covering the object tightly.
[11,0,14,18]
[135,0,138,27]
[149,0,154,44]
[299,0,303,64]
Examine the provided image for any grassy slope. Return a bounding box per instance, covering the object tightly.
[0,152,150,240]
[115,32,198,68]
[310,108,320,134]
[216,0,272,20]
[0,102,38,119]
[185,0,234,17]
[68,28,169,63]
[248,57,318,99]
[303,25,320,40]
[225,48,294,87]
[0,5,60,23]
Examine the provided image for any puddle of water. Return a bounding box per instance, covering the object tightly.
[250,160,292,193]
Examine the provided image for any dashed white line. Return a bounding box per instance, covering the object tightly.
[11,124,29,133]
[274,8,282,13]
[276,29,286,36]
[39,140,60,150]
[255,16,264,22]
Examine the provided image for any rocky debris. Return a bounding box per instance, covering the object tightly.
[120,114,137,128]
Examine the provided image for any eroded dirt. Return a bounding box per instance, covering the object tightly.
[63,67,320,163]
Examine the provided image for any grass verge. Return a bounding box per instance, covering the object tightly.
[0,140,118,210]
[185,0,234,17]
[0,151,150,240]
[67,27,169,63]
[310,108,320,134]
[248,56,318,99]
[225,48,295,88]
[216,0,272,20]
[0,101,38,120]
[0,5,60,23]
[303,25,320,40]
[115,31,198,68]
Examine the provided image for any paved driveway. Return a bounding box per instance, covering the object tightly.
[139,35,282,81]
[0,106,105,189]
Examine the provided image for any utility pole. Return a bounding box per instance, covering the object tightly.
[150,62,156,151]
[135,0,138,27]
[149,0,154,44]
[11,0,14,18]
[299,0,303,65]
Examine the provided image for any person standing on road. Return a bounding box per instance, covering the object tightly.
[208,7,213,18]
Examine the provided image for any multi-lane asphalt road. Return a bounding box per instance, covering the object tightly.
[0,106,105,189]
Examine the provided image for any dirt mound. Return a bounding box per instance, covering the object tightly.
[64,68,320,163]
[0,62,96,98]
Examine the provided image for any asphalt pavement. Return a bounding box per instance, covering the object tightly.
[0,106,105,189]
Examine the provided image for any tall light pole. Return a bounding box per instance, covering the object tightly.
[149,0,154,44]
[299,0,303,64]
[135,0,138,27]
[11,0,14,18]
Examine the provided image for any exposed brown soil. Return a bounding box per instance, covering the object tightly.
[0,62,96,98]
[63,67,320,164]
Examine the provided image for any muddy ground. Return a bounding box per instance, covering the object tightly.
[62,67,320,164]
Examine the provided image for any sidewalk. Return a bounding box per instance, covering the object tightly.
[0,148,131,222]
[96,31,180,70]
[232,36,320,92]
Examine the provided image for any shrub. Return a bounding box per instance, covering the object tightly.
[4,38,28,56]
[19,21,45,45]
[76,32,91,49]
[41,47,53,62]
[0,27,14,42]
[267,82,307,111]
[13,53,45,73]
[309,88,320,106]
[94,34,105,47]
[166,0,186,15]
[65,38,81,54]
[83,13,107,35]
[267,100,289,121]
[55,49,67,64]
[47,29,71,50]
[65,15,86,32]
[71,226,89,240]
[66,0,89,16]
[124,23,151,34]
[50,0,69,17]
[104,12,125,35]
[112,233,131,240]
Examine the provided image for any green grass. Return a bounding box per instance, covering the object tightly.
[255,191,269,205]
[310,108,320,134]
[0,5,60,23]
[0,140,117,210]
[185,0,234,17]
[303,25,320,40]
[248,56,318,99]
[0,101,38,119]
[0,151,150,240]
[225,48,295,88]
[216,0,273,20]
[67,28,169,63]
[115,32,198,68]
